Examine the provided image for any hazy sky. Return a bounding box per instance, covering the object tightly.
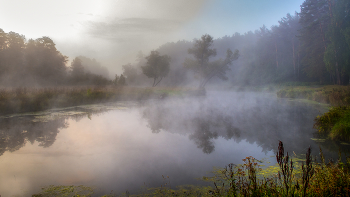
[0,0,304,76]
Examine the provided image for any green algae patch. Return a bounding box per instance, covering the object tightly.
[32,185,94,197]
[0,101,137,123]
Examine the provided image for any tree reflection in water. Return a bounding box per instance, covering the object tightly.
[0,117,67,156]
[0,109,104,156]
[141,92,348,156]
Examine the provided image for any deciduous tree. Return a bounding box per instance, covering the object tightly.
[141,51,170,87]
[184,34,239,89]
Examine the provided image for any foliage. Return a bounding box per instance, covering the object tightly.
[25,37,68,85]
[68,57,111,86]
[2,0,350,88]
[314,106,350,141]
[141,51,170,87]
[71,57,85,77]
[323,0,350,85]
[299,0,330,84]
[30,141,350,196]
[78,55,109,78]
[122,63,139,84]
[0,31,69,86]
[118,74,126,86]
[198,141,349,197]
[277,85,350,106]
[0,29,110,87]
[184,34,239,89]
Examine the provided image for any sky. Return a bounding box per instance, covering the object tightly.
[0,0,305,76]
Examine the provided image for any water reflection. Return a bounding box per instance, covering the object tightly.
[0,117,67,156]
[0,92,349,196]
[1,92,348,158]
[0,106,111,157]
[142,91,349,156]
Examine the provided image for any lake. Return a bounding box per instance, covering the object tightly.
[0,91,348,196]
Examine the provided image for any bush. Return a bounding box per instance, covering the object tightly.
[314,106,350,141]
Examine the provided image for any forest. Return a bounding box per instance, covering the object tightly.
[122,0,350,87]
[0,0,349,88]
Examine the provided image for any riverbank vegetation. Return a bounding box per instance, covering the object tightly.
[32,141,350,196]
[0,86,192,115]
[276,85,350,142]
[277,85,350,106]
[1,0,349,89]
[314,106,350,142]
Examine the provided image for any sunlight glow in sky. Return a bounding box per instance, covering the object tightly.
[0,0,305,75]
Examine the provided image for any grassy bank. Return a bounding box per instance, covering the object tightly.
[314,106,350,141]
[276,85,350,142]
[32,141,350,197]
[0,86,192,115]
[276,85,350,106]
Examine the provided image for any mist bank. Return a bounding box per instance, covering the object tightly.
[121,0,350,87]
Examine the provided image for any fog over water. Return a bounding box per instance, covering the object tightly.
[0,91,347,196]
[0,0,349,196]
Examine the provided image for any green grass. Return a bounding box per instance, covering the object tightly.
[276,85,350,106]
[314,106,350,142]
[31,141,350,197]
[277,85,350,142]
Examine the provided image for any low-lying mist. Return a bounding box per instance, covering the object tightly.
[141,90,330,155]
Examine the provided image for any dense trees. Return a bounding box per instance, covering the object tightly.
[25,37,68,85]
[297,0,350,85]
[141,51,171,87]
[77,56,109,78]
[1,0,350,88]
[299,0,330,83]
[0,29,111,87]
[323,0,350,84]
[69,57,111,86]
[152,0,349,86]
[71,57,84,77]
[122,64,139,84]
[0,30,70,86]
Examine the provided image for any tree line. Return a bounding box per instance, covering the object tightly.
[0,29,111,87]
[122,0,350,86]
[1,0,349,88]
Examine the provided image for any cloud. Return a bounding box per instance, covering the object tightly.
[58,0,212,74]
[85,18,182,42]
[82,0,211,41]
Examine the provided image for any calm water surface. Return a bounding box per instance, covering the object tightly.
[0,91,348,196]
